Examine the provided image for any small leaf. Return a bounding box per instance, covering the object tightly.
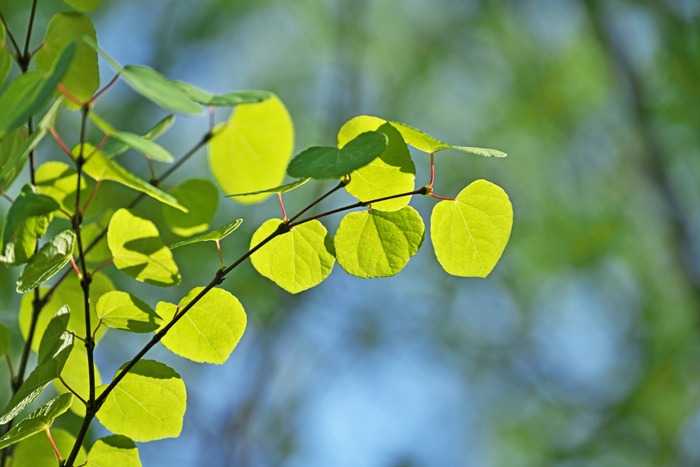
[0,324,9,358]
[431,180,513,277]
[175,82,274,107]
[35,161,97,218]
[79,143,187,212]
[96,291,162,333]
[169,219,242,249]
[103,115,175,159]
[226,178,309,197]
[96,360,186,442]
[35,12,99,108]
[0,393,73,450]
[0,43,75,134]
[163,178,219,237]
[286,131,388,180]
[391,121,507,157]
[250,219,335,294]
[86,435,142,467]
[108,209,180,287]
[13,428,86,467]
[335,206,424,278]
[54,346,101,416]
[0,130,27,194]
[159,287,246,364]
[209,96,294,204]
[89,112,174,162]
[16,230,76,293]
[64,0,101,12]
[338,117,416,211]
[0,307,74,424]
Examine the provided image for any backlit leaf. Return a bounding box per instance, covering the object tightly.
[250,219,335,294]
[391,121,507,157]
[103,115,175,159]
[169,219,242,249]
[338,116,416,211]
[335,206,424,278]
[35,161,97,218]
[89,112,174,162]
[13,428,86,467]
[430,180,513,277]
[86,435,142,467]
[225,178,309,197]
[209,96,294,204]
[158,287,246,364]
[96,360,186,442]
[175,83,273,107]
[17,230,76,293]
[97,291,162,333]
[163,178,219,237]
[0,393,73,450]
[53,346,101,416]
[287,131,388,180]
[64,0,102,12]
[108,209,180,287]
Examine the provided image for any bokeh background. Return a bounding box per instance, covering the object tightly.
[2,0,700,465]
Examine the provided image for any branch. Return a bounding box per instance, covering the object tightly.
[0,10,20,57]
[22,0,38,61]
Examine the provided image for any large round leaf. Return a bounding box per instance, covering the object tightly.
[35,161,98,218]
[430,180,513,277]
[86,435,141,467]
[250,219,335,294]
[209,96,294,204]
[96,291,162,333]
[335,206,424,278]
[163,178,219,237]
[13,428,86,467]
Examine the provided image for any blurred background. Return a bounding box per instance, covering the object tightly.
[2,0,700,465]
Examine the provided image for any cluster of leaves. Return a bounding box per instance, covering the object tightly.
[0,1,512,466]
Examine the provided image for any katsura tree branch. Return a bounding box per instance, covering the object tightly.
[22,0,38,63]
[0,10,21,57]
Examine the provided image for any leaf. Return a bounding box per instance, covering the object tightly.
[1,184,58,266]
[89,112,174,162]
[163,178,219,237]
[82,222,112,265]
[35,161,97,218]
[335,206,425,278]
[0,23,11,89]
[209,96,294,204]
[13,428,86,467]
[96,291,162,333]
[86,435,142,467]
[430,180,513,277]
[0,324,9,358]
[16,230,76,293]
[0,393,73,450]
[286,131,388,180]
[103,115,175,159]
[0,42,75,134]
[79,143,187,212]
[158,287,246,364]
[225,178,309,197]
[175,82,274,107]
[53,346,101,416]
[96,360,186,442]
[169,219,242,249]
[391,121,507,157]
[0,130,25,194]
[338,117,416,211]
[19,272,114,352]
[250,219,335,294]
[64,0,101,12]
[107,209,180,287]
[0,307,74,424]
[36,12,99,108]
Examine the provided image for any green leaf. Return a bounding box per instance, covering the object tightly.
[0,130,27,194]
[96,291,162,333]
[0,42,75,134]
[16,230,76,293]
[107,209,180,287]
[36,13,99,109]
[287,131,388,180]
[209,96,294,204]
[19,272,114,352]
[250,219,335,294]
[96,360,186,442]
[158,287,246,364]
[89,112,174,162]
[86,435,142,467]
[175,82,274,107]
[169,219,242,249]
[1,184,58,266]
[13,428,86,467]
[163,178,219,237]
[338,117,416,211]
[82,220,112,265]
[0,324,9,358]
[335,206,424,278]
[35,161,98,218]
[79,143,187,212]
[53,346,101,416]
[225,178,309,198]
[64,0,101,12]
[430,180,513,277]
[0,393,73,450]
[103,115,175,159]
[0,307,74,424]
[0,23,11,88]
[391,122,507,157]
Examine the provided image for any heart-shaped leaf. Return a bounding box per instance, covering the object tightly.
[391,121,506,157]
[13,428,86,467]
[86,435,141,467]
[97,291,162,333]
[163,178,219,237]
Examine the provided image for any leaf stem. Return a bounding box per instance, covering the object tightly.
[89,74,120,105]
[70,256,83,279]
[45,427,62,462]
[1,193,13,203]
[277,193,287,220]
[287,180,347,223]
[57,84,84,108]
[82,180,101,214]
[4,355,14,382]
[58,376,87,405]
[429,194,454,201]
[91,256,113,275]
[50,128,75,159]
[216,240,224,269]
[429,152,435,187]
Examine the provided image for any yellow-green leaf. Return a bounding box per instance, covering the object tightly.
[16,230,76,293]
[163,178,219,237]
[86,435,141,467]
[13,428,86,467]
[96,291,162,333]
[391,121,507,157]
[35,161,98,218]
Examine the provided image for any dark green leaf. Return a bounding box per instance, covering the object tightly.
[175,82,274,107]
[16,230,76,293]
[226,178,309,197]
[103,115,175,159]
[169,219,243,249]
[0,393,73,450]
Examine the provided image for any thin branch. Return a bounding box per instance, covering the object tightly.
[82,180,101,214]
[287,180,348,223]
[57,84,84,108]
[50,128,75,159]
[89,74,120,105]
[5,355,14,382]
[1,193,13,203]
[22,0,38,60]
[0,10,20,57]
[91,256,113,275]
[58,376,87,406]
